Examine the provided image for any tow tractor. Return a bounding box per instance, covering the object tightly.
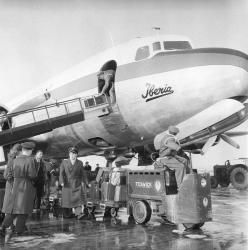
[87,165,212,229]
[211,158,248,190]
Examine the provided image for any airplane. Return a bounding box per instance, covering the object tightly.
[0,34,248,168]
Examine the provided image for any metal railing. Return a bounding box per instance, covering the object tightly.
[0,94,108,128]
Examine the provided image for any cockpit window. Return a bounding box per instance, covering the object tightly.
[163,41,192,50]
[135,46,150,61]
[152,42,161,51]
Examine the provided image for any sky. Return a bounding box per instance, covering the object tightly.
[0,0,247,171]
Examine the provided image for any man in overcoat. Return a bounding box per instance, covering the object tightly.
[0,142,36,235]
[33,150,48,212]
[59,146,88,219]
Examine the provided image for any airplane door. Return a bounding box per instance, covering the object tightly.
[98,60,117,104]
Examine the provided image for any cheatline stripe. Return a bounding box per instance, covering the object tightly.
[49,47,248,100]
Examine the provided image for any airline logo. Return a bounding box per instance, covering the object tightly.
[135,182,152,188]
[142,83,174,102]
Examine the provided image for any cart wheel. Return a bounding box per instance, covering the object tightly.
[210,176,218,188]
[183,222,204,230]
[133,200,151,224]
[110,207,118,218]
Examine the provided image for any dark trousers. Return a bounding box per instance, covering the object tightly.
[34,183,44,209]
[2,214,28,233]
[62,207,82,218]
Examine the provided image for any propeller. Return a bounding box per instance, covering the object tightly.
[201,135,217,155]
[220,134,240,149]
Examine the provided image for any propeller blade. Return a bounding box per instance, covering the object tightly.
[201,135,217,155]
[220,134,240,149]
[225,131,248,137]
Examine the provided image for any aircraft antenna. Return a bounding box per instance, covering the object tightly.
[152,26,161,37]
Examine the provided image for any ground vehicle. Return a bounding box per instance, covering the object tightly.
[210,158,248,190]
[87,166,212,229]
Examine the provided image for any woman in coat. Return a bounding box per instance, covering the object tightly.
[59,146,88,219]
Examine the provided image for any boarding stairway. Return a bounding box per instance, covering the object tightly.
[0,94,110,146]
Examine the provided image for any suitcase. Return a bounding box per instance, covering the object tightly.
[101,182,115,201]
[114,185,127,202]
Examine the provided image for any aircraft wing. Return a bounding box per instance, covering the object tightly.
[154,99,248,154]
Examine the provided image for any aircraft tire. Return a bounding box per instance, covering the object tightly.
[133,200,151,224]
[230,167,248,190]
[210,176,218,188]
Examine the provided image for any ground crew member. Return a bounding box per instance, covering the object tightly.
[0,142,36,236]
[97,69,116,104]
[33,150,48,212]
[59,146,88,219]
[154,126,188,186]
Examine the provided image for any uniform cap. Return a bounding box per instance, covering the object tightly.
[21,141,36,150]
[68,146,78,154]
[168,125,179,135]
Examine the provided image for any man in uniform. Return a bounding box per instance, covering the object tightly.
[0,142,36,236]
[59,146,88,219]
[154,126,189,186]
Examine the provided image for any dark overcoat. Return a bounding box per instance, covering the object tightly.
[59,159,87,208]
[2,154,15,213]
[2,155,36,214]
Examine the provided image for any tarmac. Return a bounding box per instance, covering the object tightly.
[0,187,247,250]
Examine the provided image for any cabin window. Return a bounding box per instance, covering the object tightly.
[163,41,192,50]
[153,42,161,51]
[135,46,150,61]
